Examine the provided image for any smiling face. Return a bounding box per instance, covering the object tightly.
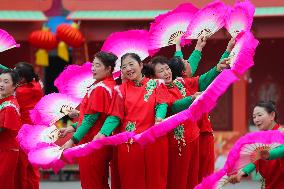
[121,55,143,81]
[154,63,172,84]
[0,73,16,98]
[92,57,112,81]
[253,106,275,131]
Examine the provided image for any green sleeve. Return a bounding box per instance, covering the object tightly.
[242,163,256,175]
[174,50,184,59]
[198,50,230,91]
[171,96,193,114]
[72,113,99,144]
[188,50,202,76]
[99,116,120,136]
[198,67,219,91]
[0,128,5,132]
[0,64,9,71]
[155,103,168,119]
[269,145,284,160]
[219,51,230,63]
[71,122,78,130]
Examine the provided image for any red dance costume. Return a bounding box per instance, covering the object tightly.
[77,77,115,189]
[166,77,200,189]
[109,78,168,189]
[15,80,44,189]
[0,95,22,189]
[197,113,215,183]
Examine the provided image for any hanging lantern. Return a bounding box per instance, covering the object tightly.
[29,27,58,66]
[56,23,84,48]
[56,23,85,62]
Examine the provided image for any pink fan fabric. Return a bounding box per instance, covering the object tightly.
[148,3,198,56]
[194,168,228,189]
[27,132,134,172]
[63,132,135,163]
[181,0,228,45]
[226,0,255,37]
[54,62,95,100]
[17,124,59,153]
[225,130,284,174]
[134,69,238,145]
[30,93,81,126]
[101,30,149,78]
[229,31,259,75]
[28,143,65,173]
[0,29,20,52]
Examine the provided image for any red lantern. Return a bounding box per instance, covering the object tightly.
[28,28,58,50]
[56,23,84,48]
[28,27,57,66]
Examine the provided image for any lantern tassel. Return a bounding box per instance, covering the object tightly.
[35,49,49,67]
[58,41,69,62]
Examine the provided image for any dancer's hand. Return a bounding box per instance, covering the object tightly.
[191,92,203,101]
[175,35,182,51]
[226,37,236,53]
[58,126,75,138]
[217,58,231,72]
[68,109,80,118]
[259,149,270,160]
[155,118,163,124]
[228,171,245,184]
[195,36,208,52]
[93,132,106,140]
[60,139,74,150]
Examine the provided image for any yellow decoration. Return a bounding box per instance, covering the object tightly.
[71,22,79,29]
[35,49,49,67]
[57,41,69,62]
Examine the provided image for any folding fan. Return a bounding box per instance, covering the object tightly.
[225,0,255,37]
[148,3,198,56]
[194,168,229,189]
[28,132,134,172]
[17,124,59,153]
[0,29,20,52]
[28,143,65,172]
[30,93,81,126]
[101,30,149,78]
[54,62,95,100]
[227,31,259,75]
[224,130,284,175]
[181,1,228,45]
[134,70,238,145]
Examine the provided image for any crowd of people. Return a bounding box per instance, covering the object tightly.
[0,37,283,189]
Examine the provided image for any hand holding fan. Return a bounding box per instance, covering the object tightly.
[148,3,198,55]
[181,0,228,45]
[54,62,95,99]
[101,30,149,78]
[0,29,20,52]
[226,0,255,37]
[227,31,259,75]
[30,93,81,125]
[224,130,284,175]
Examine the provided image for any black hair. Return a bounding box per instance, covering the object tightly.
[143,56,169,78]
[168,57,185,80]
[14,62,40,82]
[255,101,278,121]
[121,53,142,64]
[142,63,155,78]
[0,69,20,86]
[94,51,118,72]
